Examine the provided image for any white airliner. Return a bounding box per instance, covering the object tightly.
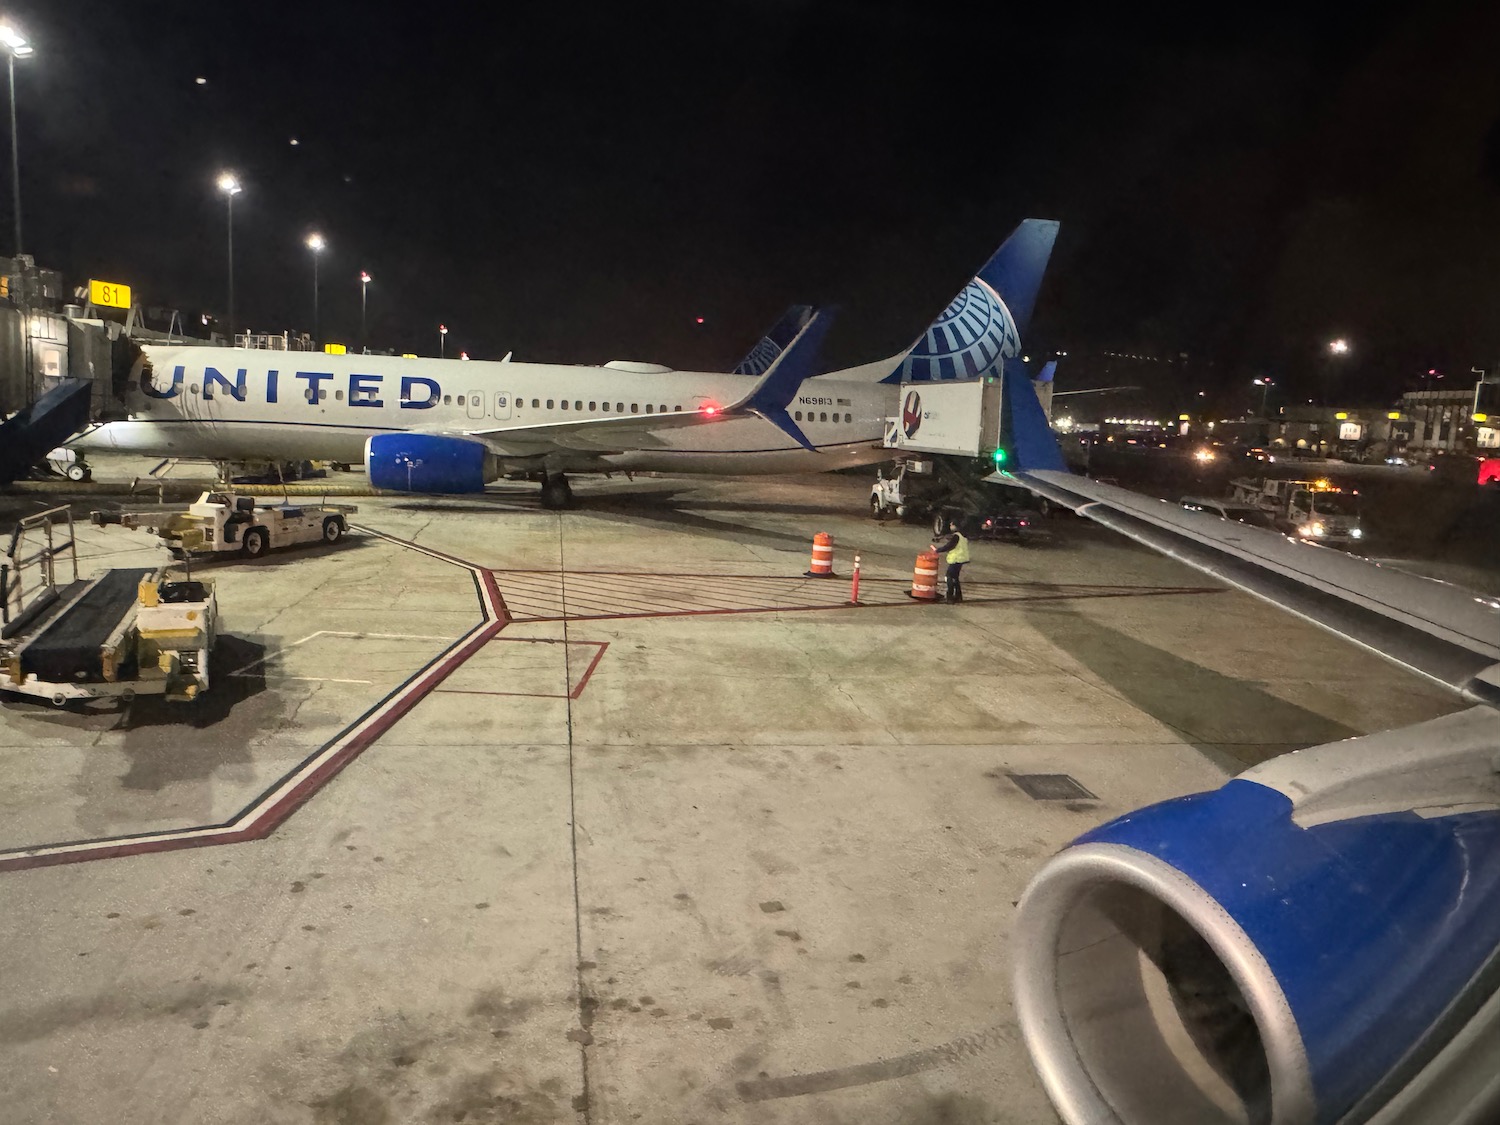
[74,219,1060,507]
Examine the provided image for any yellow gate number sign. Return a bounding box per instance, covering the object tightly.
[89,279,131,309]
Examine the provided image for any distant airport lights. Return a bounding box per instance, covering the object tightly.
[1329,338,1350,355]
[217,172,242,339]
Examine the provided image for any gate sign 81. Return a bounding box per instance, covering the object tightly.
[88,279,131,309]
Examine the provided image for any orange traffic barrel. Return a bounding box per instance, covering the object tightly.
[805,532,835,577]
[910,549,940,600]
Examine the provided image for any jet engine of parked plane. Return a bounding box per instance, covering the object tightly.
[365,433,499,494]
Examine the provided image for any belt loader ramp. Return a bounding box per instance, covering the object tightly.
[1,507,215,705]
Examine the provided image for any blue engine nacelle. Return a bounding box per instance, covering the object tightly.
[365,433,496,494]
[1013,707,1500,1125]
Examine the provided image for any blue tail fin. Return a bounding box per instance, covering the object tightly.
[733,304,816,376]
[883,218,1059,383]
[1000,364,1068,473]
[1035,359,1057,384]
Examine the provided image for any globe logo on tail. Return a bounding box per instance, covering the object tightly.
[897,278,1020,382]
[902,390,922,437]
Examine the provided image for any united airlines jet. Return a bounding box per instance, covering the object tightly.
[73,220,1059,507]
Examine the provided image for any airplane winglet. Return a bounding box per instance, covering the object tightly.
[1001,363,1068,473]
[755,406,818,451]
[732,304,816,376]
[724,309,834,447]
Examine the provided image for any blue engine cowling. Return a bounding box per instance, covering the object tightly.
[1013,708,1500,1125]
[365,433,494,494]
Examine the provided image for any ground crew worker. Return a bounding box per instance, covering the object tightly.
[931,519,971,603]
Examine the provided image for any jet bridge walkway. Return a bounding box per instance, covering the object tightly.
[0,378,93,485]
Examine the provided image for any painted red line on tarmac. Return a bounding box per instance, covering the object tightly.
[431,639,609,701]
[521,584,1223,624]
[570,641,610,698]
[0,550,510,874]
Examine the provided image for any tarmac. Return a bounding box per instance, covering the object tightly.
[0,461,1463,1124]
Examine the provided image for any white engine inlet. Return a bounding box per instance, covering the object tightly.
[1012,844,1316,1125]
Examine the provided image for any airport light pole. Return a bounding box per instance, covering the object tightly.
[439,322,448,359]
[1253,377,1274,418]
[359,271,371,350]
[0,24,32,259]
[306,232,326,347]
[217,172,242,341]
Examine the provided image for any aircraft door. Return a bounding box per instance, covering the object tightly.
[466,390,485,420]
[493,392,512,421]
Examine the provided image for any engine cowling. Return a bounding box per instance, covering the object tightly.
[365,433,496,494]
[1013,708,1500,1125]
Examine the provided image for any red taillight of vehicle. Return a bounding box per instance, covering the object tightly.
[1020,519,1029,526]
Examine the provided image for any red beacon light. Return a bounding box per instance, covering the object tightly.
[702,402,720,416]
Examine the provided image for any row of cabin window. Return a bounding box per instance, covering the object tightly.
[794,411,853,423]
[518,399,681,414]
[281,387,856,424]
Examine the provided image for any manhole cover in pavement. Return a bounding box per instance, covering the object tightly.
[1010,773,1097,801]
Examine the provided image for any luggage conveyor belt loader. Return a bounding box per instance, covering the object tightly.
[1,507,215,706]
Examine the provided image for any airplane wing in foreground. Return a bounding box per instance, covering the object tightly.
[998,369,1500,1125]
[994,372,1500,705]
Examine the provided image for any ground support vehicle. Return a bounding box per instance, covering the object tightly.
[1,507,215,705]
[41,446,91,481]
[1229,476,1364,544]
[94,491,356,559]
[871,458,1039,542]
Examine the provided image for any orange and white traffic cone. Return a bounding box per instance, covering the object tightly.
[909,549,940,600]
[805,532,835,577]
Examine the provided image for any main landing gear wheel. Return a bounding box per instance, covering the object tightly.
[540,475,573,510]
[242,527,270,559]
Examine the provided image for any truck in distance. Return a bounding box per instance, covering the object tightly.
[1229,477,1365,544]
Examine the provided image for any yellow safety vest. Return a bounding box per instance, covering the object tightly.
[947,533,971,564]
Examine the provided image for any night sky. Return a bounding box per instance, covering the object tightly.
[8,1,1500,414]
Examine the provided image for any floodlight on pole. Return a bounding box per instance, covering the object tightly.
[0,22,32,259]
[217,172,242,340]
[1329,338,1350,355]
[359,271,371,349]
[1252,376,1275,417]
[306,232,326,346]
